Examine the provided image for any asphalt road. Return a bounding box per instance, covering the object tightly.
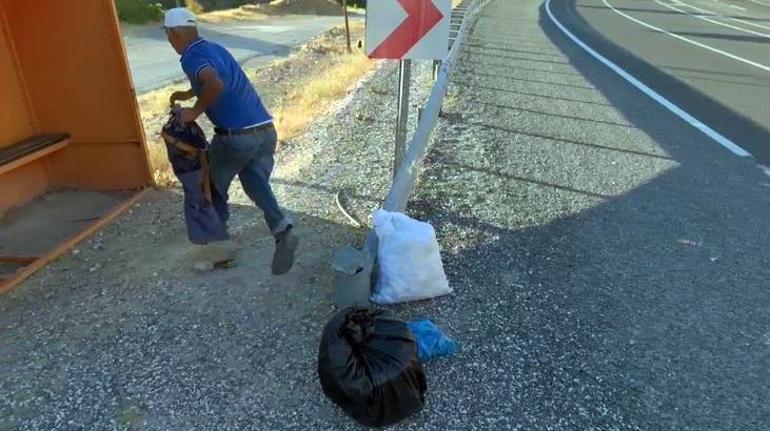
[551,0,770,163]
[122,16,345,94]
[404,0,770,428]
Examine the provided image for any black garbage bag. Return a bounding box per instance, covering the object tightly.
[318,308,427,428]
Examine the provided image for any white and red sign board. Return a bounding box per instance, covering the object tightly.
[366,0,452,60]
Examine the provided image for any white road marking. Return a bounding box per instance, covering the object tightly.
[727,17,770,31]
[730,4,747,11]
[749,0,770,7]
[543,0,752,157]
[654,0,770,38]
[674,0,770,31]
[602,0,770,73]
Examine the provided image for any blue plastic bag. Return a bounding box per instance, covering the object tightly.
[407,320,457,361]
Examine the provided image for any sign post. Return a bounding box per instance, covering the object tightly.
[366,0,451,178]
[343,0,351,53]
[394,59,412,177]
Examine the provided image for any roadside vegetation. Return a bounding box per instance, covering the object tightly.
[115,0,164,24]
[271,23,372,142]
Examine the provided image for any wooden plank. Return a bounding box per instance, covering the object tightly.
[0,188,150,294]
[0,134,69,163]
[0,256,38,265]
[0,138,69,175]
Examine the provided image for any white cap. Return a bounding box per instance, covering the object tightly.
[164,8,197,28]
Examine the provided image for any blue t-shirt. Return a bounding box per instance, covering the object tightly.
[180,38,272,129]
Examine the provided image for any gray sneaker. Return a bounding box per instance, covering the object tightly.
[272,227,299,275]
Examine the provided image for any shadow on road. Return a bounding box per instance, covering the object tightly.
[369,2,770,429]
[548,0,770,164]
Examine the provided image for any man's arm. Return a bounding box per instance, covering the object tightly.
[169,89,195,106]
[180,66,224,124]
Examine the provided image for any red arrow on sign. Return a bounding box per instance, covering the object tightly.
[369,0,445,59]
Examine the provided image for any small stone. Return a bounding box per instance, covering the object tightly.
[677,239,701,247]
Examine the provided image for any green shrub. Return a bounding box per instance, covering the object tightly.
[116,0,164,24]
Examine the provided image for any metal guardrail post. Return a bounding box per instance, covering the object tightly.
[332,0,491,307]
[383,0,491,212]
[394,59,412,178]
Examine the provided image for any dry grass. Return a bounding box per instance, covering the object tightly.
[246,0,343,16]
[197,7,268,23]
[137,84,187,124]
[273,51,373,139]
[273,24,373,140]
[138,22,373,188]
[147,139,178,188]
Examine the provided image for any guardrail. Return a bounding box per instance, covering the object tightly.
[382,0,489,213]
[332,0,491,307]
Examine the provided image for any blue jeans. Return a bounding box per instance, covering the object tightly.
[207,125,291,235]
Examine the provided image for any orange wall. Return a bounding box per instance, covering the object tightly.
[1,0,151,191]
[0,4,35,147]
[3,0,141,141]
[0,161,48,211]
[46,142,151,190]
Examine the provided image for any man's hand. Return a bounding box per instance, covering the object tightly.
[169,89,195,107]
[179,107,202,124]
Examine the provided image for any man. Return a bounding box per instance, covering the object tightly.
[164,8,298,275]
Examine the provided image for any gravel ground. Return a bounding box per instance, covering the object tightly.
[0,26,436,431]
[2,0,769,429]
